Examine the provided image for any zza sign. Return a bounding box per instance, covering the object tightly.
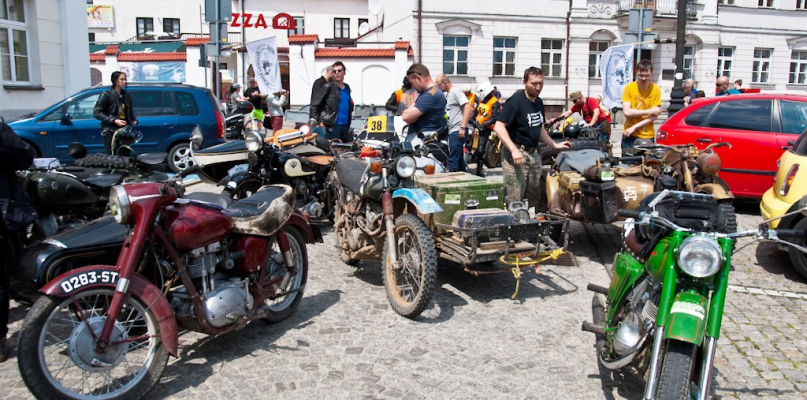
[230,12,296,30]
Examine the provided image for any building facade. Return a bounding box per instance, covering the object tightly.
[0,0,90,120]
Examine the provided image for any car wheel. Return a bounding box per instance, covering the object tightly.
[168,143,195,173]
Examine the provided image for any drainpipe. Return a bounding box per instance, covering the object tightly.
[417,0,422,63]
[564,2,571,107]
[241,0,246,83]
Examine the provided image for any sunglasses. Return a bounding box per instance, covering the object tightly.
[333,69,344,73]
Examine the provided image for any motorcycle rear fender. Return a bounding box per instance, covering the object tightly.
[695,183,735,201]
[39,265,179,357]
[286,211,324,243]
[392,188,443,214]
[218,171,258,189]
[663,291,707,346]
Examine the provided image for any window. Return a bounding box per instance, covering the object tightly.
[0,0,29,83]
[287,17,304,37]
[541,39,563,77]
[683,45,695,79]
[708,100,772,132]
[131,91,168,117]
[136,17,153,37]
[88,32,95,42]
[684,103,716,126]
[175,92,199,116]
[758,0,774,7]
[493,37,516,76]
[753,48,773,83]
[163,18,180,34]
[791,51,807,84]
[779,101,807,135]
[799,0,807,9]
[718,0,735,4]
[334,18,349,39]
[589,41,608,78]
[717,47,733,78]
[65,94,101,121]
[443,36,469,75]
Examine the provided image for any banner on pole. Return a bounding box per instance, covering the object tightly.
[246,37,281,93]
[118,62,185,83]
[600,44,635,110]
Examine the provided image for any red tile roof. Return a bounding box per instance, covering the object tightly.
[394,41,410,50]
[289,34,319,44]
[89,53,105,61]
[315,48,395,58]
[117,52,187,61]
[104,45,119,55]
[185,37,210,46]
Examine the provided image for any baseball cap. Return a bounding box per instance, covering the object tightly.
[569,91,582,101]
[232,83,241,89]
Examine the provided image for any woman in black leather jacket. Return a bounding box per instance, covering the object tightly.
[93,71,138,154]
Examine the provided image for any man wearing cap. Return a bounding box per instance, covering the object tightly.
[244,78,268,113]
[555,90,611,143]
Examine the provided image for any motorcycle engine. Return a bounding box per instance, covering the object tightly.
[613,279,659,356]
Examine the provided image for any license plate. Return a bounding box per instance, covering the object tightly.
[228,163,249,176]
[59,270,119,294]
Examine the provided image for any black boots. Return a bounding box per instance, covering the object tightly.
[0,336,7,363]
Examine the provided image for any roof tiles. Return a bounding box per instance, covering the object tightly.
[289,34,319,44]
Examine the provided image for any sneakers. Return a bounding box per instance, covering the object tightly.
[0,336,7,363]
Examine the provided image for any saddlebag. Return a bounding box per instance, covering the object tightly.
[580,180,619,224]
[558,171,585,219]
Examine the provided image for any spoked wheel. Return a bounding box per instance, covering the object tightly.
[18,289,168,400]
[263,227,309,323]
[223,180,261,201]
[484,140,501,168]
[656,340,699,400]
[382,214,437,319]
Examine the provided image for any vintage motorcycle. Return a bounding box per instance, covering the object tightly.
[17,167,320,399]
[330,136,442,318]
[194,124,333,220]
[224,100,256,139]
[19,142,168,241]
[582,190,807,400]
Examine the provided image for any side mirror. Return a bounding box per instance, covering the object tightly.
[60,114,72,125]
[66,142,87,159]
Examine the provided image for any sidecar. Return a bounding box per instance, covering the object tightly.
[414,172,569,275]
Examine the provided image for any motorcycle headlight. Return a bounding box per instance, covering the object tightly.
[395,155,417,178]
[677,235,722,278]
[108,185,131,225]
[245,131,264,152]
[190,125,203,151]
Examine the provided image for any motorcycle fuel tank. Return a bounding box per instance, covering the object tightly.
[27,171,100,206]
[166,204,233,250]
[278,153,315,178]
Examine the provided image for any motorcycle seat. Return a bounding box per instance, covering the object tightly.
[335,158,368,194]
[303,155,333,166]
[83,173,123,188]
[185,192,233,208]
[225,185,294,237]
[136,152,167,166]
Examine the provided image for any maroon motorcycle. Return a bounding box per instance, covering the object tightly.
[16,168,320,400]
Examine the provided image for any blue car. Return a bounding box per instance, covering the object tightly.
[10,83,225,172]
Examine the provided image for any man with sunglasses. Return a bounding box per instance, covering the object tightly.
[716,76,741,96]
[310,61,353,142]
[621,59,661,149]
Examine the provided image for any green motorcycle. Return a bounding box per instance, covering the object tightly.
[583,190,807,400]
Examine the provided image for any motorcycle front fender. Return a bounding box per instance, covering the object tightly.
[663,291,708,346]
[392,188,443,214]
[694,183,735,201]
[39,265,179,357]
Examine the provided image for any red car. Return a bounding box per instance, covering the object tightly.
[657,93,807,199]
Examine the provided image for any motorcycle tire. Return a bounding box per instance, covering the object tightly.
[18,289,169,400]
[484,140,501,168]
[382,213,437,319]
[787,218,807,280]
[656,340,699,400]
[539,140,602,164]
[263,227,309,323]
[74,153,130,169]
[222,179,262,201]
[718,202,737,234]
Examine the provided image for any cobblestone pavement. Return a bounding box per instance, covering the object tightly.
[2,179,807,399]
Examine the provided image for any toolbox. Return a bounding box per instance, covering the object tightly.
[580,180,618,224]
[452,209,515,230]
[415,172,505,227]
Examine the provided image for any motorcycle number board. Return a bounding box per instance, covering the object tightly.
[367,116,387,133]
[58,270,120,294]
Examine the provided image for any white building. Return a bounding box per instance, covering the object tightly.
[0,0,89,120]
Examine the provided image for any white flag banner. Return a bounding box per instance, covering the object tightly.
[600,44,635,110]
[246,36,281,93]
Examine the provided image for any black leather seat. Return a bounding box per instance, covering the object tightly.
[226,185,294,237]
[335,158,368,194]
[185,192,233,208]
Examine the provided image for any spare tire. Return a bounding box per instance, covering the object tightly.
[539,140,603,164]
[74,154,130,169]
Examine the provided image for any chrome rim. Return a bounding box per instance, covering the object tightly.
[265,232,305,311]
[389,226,423,305]
[172,146,195,171]
[38,289,159,399]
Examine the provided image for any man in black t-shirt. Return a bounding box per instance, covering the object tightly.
[493,67,570,206]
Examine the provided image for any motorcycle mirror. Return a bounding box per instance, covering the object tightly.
[66,142,87,159]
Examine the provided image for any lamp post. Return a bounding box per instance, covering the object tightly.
[667,0,689,116]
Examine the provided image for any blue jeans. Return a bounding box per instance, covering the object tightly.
[448,131,466,172]
[327,124,351,142]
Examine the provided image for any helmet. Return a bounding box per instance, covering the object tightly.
[476,82,494,100]
[402,76,411,90]
[563,125,581,139]
[461,84,472,93]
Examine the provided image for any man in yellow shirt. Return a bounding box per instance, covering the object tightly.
[621,59,661,149]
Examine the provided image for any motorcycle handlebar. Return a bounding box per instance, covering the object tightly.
[614,156,644,163]
[331,142,354,149]
[618,209,643,219]
[776,229,805,240]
